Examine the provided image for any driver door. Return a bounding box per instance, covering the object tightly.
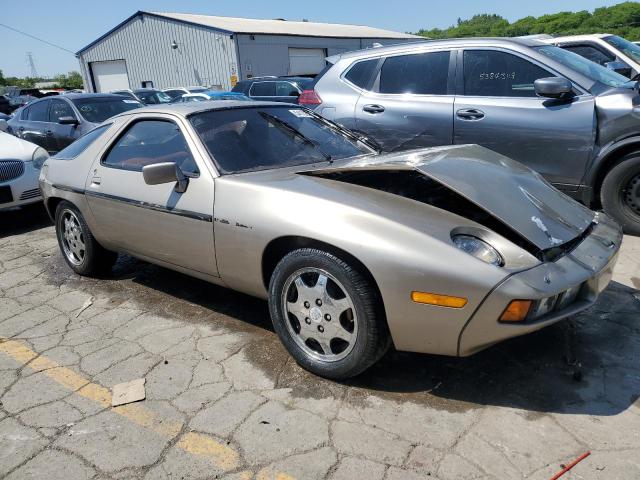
[84,116,218,276]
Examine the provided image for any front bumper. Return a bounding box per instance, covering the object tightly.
[458,213,623,356]
[0,162,42,210]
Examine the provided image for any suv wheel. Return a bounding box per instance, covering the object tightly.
[601,154,640,235]
[268,248,390,379]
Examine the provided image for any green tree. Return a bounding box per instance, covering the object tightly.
[416,2,640,40]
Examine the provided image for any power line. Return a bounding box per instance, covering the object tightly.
[0,22,76,54]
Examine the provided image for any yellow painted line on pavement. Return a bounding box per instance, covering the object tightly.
[0,337,241,473]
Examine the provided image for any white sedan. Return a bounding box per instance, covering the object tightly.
[0,132,48,210]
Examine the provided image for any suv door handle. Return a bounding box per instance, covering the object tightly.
[456,108,485,120]
[363,104,385,114]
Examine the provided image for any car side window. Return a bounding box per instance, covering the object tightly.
[562,44,615,66]
[21,106,30,120]
[378,51,450,95]
[102,120,199,176]
[27,100,49,122]
[250,82,276,96]
[344,58,379,89]
[276,81,298,96]
[48,99,76,122]
[54,124,111,160]
[463,50,552,97]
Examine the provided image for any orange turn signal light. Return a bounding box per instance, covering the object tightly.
[411,291,468,308]
[500,300,533,322]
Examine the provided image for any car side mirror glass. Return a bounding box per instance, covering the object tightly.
[142,162,189,193]
[58,116,78,125]
[605,61,632,78]
[534,77,573,100]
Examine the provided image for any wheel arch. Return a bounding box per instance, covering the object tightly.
[45,196,65,221]
[261,235,387,319]
[590,138,640,206]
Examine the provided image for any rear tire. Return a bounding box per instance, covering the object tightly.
[268,248,389,379]
[55,200,117,276]
[601,155,640,236]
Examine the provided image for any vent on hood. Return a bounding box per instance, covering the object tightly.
[307,169,561,261]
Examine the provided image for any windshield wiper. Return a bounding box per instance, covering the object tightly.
[306,110,382,153]
[259,111,332,162]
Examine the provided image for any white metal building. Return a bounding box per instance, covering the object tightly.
[76,11,420,92]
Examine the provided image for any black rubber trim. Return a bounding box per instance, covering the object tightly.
[51,184,213,222]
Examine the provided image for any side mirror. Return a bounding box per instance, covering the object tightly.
[534,77,573,99]
[58,116,78,125]
[142,162,189,193]
[605,61,632,78]
[0,119,7,132]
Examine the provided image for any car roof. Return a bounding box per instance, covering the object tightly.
[327,37,547,62]
[33,93,127,101]
[116,100,293,118]
[546,34,610,42]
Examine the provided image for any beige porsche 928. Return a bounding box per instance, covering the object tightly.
[40,102,622,379]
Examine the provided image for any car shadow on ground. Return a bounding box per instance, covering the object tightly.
[99,255,640,417]
[0,204,52,238]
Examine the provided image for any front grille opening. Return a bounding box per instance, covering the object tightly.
[306,169,561,261]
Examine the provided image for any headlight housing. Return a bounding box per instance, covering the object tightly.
[452,234,504,267]
[32,147,49,170]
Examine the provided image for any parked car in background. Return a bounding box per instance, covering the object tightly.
[305,37,640,234]
[39,101,621,379]
[163,86,209,100]
[0,95,13,114]
[542,34,640,79]
[0,131,48,210]
[112,88,173,105]
[232,76,314,103]
[172,91,252,103]
[7,94,143,154]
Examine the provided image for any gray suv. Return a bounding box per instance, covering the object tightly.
[303,37,640,234]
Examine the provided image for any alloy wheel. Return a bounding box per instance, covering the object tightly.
[282,267,358,362]
[60,210,85,266]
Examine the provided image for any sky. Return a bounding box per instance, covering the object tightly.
[0,0,626,77]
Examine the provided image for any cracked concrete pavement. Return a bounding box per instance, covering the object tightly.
[0,205,639,479]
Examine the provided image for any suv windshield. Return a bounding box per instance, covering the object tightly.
[72,97,142,123]
[190,106,372,173]
[534,45,632,89]
[135,90,172,104]
[603,35,640,64]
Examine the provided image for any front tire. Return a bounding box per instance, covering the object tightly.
[601,155,640,236]
[55,201,117,276]
[268,248,389,379]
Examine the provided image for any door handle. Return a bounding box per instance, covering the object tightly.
[456,108,485,120]
[45,130,53,136]
[362,104,385,114]
[90,176,101,186]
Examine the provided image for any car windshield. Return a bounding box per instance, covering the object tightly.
[135,90,172,104]
[190,106,372,174]
[534,45,633,89]
[603,35,640,64]
[71,97,142,123]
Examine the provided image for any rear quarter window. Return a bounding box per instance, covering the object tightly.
[343,58,379,89]
[53,124,111,160]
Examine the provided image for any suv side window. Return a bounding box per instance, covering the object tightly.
[250,82,276,96]
[378,51,450,95]
[463,50,552,97]
[561,44,615,66]
[344,58,379,89]
[275,81,298,96]
[48,99,76,122]
[103,120,199,175]
[27,100,49,122]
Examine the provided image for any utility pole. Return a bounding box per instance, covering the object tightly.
[26,51,38,78]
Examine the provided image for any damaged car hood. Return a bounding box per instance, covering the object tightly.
[306,144,595,251]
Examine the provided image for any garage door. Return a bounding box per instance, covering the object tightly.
[288,48,326,76]
[90,60,129,92]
